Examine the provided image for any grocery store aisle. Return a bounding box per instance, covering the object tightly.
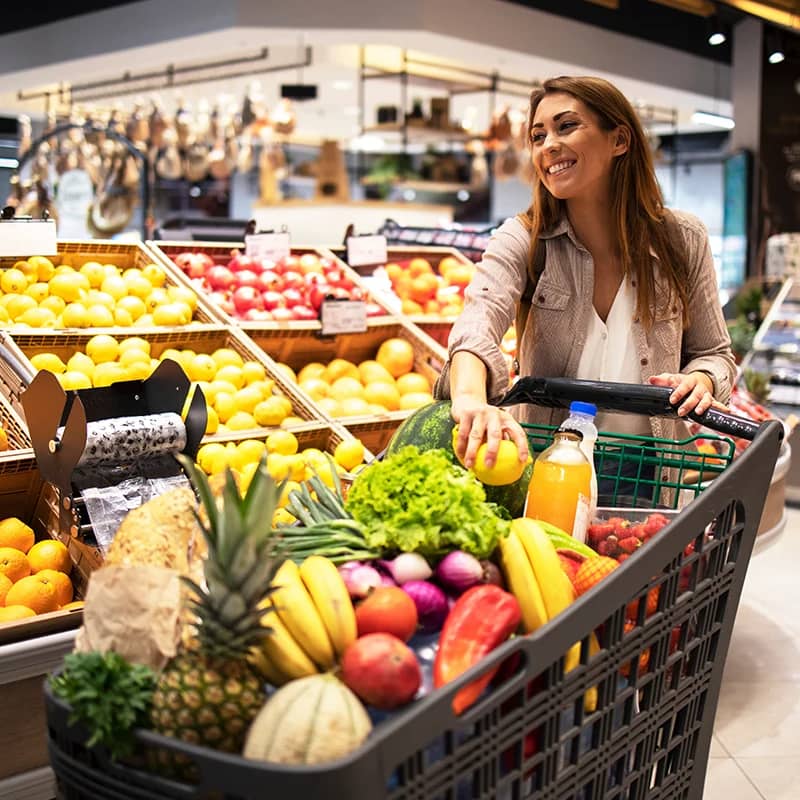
[705,507,800,799]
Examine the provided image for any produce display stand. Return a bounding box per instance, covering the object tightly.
[328,243,475,348]
[43,385,782,800]
[0,390,32,451]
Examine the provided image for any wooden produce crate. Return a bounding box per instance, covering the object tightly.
[340,414,408,458]
[0,326,329,438]
[326,244,474,347]
[0,390,31,451]
[0,456,86,648]
[146,240,397,329]
[0,239,224,333]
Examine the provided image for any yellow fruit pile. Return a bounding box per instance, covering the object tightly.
[28,336,301,434]
[0,518,78,624]
[289,338,434,418]
[196,432,366,524]
[0,422,9,452]
[0,256,198,329]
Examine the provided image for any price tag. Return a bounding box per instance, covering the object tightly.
[321,300,368,335]
[245,232,291,263]
[346,234,387,267]
[0,219,57,258]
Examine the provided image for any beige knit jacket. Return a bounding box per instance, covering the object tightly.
[437,210,737,444]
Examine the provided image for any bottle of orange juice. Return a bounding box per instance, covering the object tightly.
[525,430,593,542]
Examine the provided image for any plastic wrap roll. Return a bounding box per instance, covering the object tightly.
[59,412,187,467]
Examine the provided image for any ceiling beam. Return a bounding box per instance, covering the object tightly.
[717,0,800,31]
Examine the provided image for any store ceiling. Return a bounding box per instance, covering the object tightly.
[0,0,745,142]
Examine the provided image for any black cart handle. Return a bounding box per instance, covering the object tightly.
[496,377,763,441]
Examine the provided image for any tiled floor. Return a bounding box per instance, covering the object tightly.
[705,507,800,799]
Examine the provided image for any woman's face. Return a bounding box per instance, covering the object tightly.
[530,91,627,201]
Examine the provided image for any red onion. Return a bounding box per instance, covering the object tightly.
[402,580,449,634]
[379,553,432,585]
[339,563,382,599]
[435,550,483,594]
[480,560,505,588]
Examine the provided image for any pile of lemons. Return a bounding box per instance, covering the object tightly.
[29,335,303,435]
[195,432,367,525]
[0,256,197,328]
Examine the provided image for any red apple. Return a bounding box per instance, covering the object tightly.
[256,270,284,293]
[235,269,259,288]
[341,633,421,710]
[298,253,323,275]
[279,254,300,272]
[206,265,236,292]
[229,253,256,272]
[175,252,213,279]
[281,287,304,308]
[243,308,273,321]
[271,307,295,322]
[290,304,317,321]
[307,283,330,311]
[281,270,305,291]
[261,290,287,311]
[232,285,264,314]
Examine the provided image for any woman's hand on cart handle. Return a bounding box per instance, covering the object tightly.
[452,395,529,469]
[648,372,714,417]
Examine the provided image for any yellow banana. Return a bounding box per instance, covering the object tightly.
[513,517,580,669]
[271,560,336,669]
[299,555,357,658]
[250,647,292,687]
[257,600,320,683]
[497,528,548,633]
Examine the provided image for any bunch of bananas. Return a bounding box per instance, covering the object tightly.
[252,555,357,686]
[498,517,598,710]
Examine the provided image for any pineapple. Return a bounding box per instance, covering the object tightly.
[150,455,282,772]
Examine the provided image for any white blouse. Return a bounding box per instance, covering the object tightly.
[575,278,652,437]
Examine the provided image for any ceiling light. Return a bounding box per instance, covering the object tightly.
[767,30,785,64]
[768,49,785,64]
[691,110,735,129]
[708,31,726,46]
[707,16,727,46]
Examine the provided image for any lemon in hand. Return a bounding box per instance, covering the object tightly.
[451,425,529,486]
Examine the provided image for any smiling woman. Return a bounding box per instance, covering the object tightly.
[435,75,736,476]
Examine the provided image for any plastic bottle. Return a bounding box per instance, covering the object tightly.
[559,401,599,522]
[525,430,592,543]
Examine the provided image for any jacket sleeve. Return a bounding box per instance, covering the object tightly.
[677,213,737,404]
[433,218,529,403]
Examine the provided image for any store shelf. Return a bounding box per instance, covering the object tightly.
[361,124,472,144]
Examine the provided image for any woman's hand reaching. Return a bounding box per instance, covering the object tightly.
[451,394,530,469]
[648,371,714,417]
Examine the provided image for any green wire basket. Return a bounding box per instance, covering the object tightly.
[521,423,736,509]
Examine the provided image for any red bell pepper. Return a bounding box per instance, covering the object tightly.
[434,584,521,715]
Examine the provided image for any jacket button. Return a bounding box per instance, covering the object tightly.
[633,317,640,324]
[640,357,648,366]
[672,305,678,314]
[537,294,545,303]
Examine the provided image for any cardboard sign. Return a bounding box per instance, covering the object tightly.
[245,232,291,263]
[320,299,367,335]
[0,219,57,258]
[346,234,387,267]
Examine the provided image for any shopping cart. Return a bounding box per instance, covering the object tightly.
[44,380,783,800]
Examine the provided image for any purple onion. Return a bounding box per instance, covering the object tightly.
[435,550,483,594]
[378,573,397,589]
[402,580,449,634]
[480,560,505,588]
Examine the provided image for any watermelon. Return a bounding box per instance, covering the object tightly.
[386,400,531,517]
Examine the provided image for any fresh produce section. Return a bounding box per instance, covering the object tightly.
[0,243,221,330]
[151,244,390,323]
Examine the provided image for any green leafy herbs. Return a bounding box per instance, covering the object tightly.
[344,446,510,559]
[50,651,156,760]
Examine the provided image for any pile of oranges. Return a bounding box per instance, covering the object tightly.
[291,338,434,418]
[0,517,80,624]
[383,256,474,318]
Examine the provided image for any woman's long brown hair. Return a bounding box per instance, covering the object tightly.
[520,76,688,329]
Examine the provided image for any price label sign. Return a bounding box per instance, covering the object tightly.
[346,234,388,267]
[321,300,368,335]
[0,219,58,258]
[245,232,291,263]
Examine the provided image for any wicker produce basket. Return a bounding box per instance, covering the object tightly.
[0,240,223,332]
[326,244,474,348]
[0,326,330,437]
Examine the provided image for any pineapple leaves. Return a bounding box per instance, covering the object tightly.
[177,454,219,538]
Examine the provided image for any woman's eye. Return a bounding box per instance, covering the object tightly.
[531,132,545,143]
[560,121,576,132]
